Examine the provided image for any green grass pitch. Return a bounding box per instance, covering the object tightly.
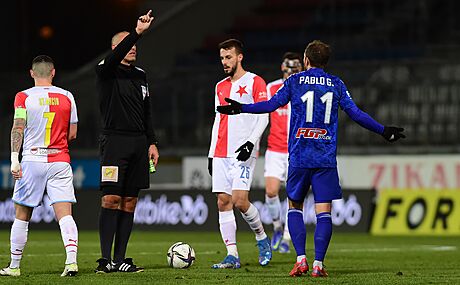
[0,230,458,284]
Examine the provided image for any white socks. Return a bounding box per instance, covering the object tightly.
[283,214,291,241]
[59,215,78,264]
[10,219,29,268]
[265,195,282,231]
[241,203,267,241]
[313,260,323,269]
[297,255,306,263]
[219,204,267,256]
[219,210,238,257]
[9,216,78,267]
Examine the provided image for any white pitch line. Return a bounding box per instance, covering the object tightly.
[0,251,218,258]
[332,245,457,253]
[0,246,455,258]
[20,241,224,246]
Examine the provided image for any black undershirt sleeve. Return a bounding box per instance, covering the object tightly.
[98,30,141,75]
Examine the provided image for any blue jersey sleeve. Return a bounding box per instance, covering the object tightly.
[337,78,384,134]
[242,77,291,113]
[344,105,384,134]
[337,79,355,111]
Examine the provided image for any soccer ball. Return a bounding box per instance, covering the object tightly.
[167,242,196,269]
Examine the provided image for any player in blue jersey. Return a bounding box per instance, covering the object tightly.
[217,40,405,277]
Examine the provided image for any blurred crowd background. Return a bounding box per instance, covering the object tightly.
[2,0,460,158]
[1,0,459,234]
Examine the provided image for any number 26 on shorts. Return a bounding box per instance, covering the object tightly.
[240,166,250,179]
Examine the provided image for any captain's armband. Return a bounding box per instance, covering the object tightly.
[14,108,27,120]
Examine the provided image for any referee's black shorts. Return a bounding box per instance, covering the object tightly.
[99,133,149,197]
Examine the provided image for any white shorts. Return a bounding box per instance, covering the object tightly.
[212,157,257,195]
[13,161,76,207]
[264,150,288,181]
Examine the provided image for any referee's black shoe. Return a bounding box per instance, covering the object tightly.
[112,258,144,273]
[95,258,113,274]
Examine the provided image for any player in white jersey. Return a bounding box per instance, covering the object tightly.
[208,39,272,268]
[265,52,303,253]
[0,56,79,277]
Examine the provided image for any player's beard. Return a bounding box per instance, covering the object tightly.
[283,67,302,77]
[224,65,237,77]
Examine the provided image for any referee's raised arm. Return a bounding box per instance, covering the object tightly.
[94,9,158,274]
[97,10,154,74]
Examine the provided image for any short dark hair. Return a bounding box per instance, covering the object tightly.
[32,55,54,66]
[31,55,55,77]
[218,39,244,55]
[304,40,330,68]
[282,52,302,61]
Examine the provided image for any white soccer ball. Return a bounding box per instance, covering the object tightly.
[167,242,196,269]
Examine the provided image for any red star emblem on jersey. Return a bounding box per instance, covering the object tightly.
[236,85,248,97]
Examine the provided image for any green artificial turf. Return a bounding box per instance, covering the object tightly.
[0,230,458,284]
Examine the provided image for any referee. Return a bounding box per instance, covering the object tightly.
[95,10,159,273]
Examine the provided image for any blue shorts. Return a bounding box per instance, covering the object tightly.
[286,166,342,203]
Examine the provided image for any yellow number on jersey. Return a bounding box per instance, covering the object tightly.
[43,112,56,146]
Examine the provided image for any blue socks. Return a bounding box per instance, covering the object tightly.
[287,209,333,261]
[314,212,332,261]
[287,209,306,256]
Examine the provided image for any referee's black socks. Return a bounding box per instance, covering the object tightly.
[99,207,120,260]
[113,211,135,263]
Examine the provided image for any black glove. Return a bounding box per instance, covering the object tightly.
[208,157,213,176]
[382,126,405,142]
[235,141,254,161]
[216,98,242,115]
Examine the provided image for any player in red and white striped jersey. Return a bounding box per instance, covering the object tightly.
[13,86,77,163]
[1,56,79,277]
[208,39,271,269]
[264,52,303,254]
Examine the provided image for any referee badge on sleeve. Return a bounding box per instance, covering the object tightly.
[101,166,119,182]
[141,85,149,100]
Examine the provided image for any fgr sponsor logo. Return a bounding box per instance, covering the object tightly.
[295,128,331,140]
[134,194,208,226]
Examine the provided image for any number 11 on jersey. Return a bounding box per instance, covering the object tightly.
[301,91,333,124]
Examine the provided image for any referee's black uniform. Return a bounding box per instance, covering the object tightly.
[94,11,156,273]
[96,31,158,197]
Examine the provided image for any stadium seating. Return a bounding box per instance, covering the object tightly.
[154,0,460,152]
[2,0,459,155]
